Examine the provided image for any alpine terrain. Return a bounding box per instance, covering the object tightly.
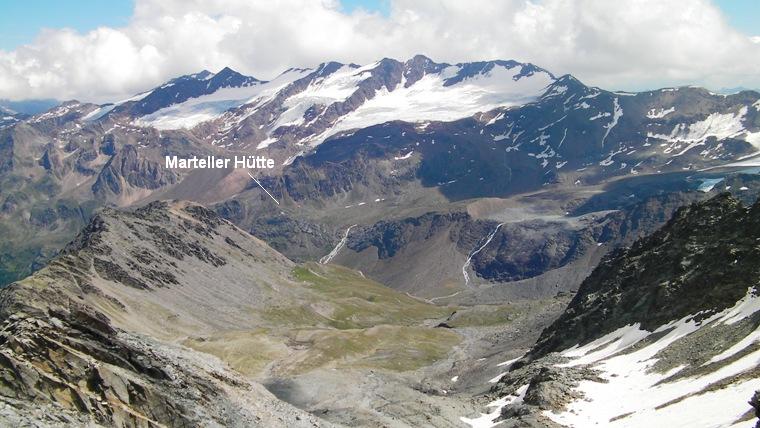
[1,54,759,427]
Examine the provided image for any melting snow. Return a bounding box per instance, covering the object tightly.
[543,289,760,427]
[461,384,530,428]
[462,223,504,287]
[319,225,356,264]
[589,111,611,121]
[498,356,523,367]
[601,98,623,146]
[322,64,554,144]
[647,107,753,150]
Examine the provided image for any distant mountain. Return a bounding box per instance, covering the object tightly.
[715,86,760,95]
[77,57,555,155]
[112,67,263,118]
[0,98,59,115]
[19,56,759,172]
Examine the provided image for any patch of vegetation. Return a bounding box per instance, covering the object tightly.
[291,263,452,329]
[184,329,289,377]
[446,304,520,328]
[283,325,461,374]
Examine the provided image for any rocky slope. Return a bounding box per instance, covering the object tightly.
[1,200,499,426]
[462,194,760,427]
[0,201,328,427]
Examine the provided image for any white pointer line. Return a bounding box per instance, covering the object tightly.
[247,171,280,205]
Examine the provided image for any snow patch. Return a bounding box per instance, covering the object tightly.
[543,288,760,428]
[256,137,278,150]
[647,107,753,149]
[601,98,623,146]
[461,384,530,428]
[647,106,675,119]
[393,151,414,160]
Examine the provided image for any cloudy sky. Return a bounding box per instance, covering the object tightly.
[1,0,759,103]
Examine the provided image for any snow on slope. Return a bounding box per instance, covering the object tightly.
[135,69,309,130]
[648,106,755,148]
[461,289,760,428]
[460,384,530,428]
[131,59,554,138]
[322,64,554,144]
[272,63,373,130]
[544,289,760,428]
[647,106,676,119]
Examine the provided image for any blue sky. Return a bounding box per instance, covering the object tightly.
[0,0,133,50]
[341,0,390,16]
[0,0,756,51]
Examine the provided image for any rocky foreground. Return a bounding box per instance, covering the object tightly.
[0,201,332,427]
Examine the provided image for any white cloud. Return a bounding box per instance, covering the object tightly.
[1,0,759,102]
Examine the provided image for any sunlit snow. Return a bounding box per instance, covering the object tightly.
[322,65,554,144]
[135,69,310,130]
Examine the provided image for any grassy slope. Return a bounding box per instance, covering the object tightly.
[185,263,461,377]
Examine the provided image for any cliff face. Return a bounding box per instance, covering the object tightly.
[92,145,179,200]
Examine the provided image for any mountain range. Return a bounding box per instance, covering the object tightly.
[0,55,759,427]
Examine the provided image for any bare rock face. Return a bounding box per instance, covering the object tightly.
[92,145,178,200]
[0,305,257,427]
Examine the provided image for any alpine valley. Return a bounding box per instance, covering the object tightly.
[1,55,759,427]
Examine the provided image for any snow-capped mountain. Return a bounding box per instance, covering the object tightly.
[471,76,760,178]
[115,67,262,118]
[106,56,556,147]
[23,55,754,174]
[15,55,758,177]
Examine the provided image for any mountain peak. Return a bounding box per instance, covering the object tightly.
[189,70,214,80]
[409,54,435,64]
